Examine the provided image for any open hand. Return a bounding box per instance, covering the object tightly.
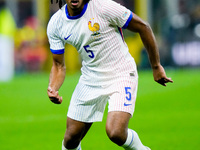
[153,65,173,86]
[47,87,63,104]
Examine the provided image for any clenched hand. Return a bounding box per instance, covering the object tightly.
[153,65,173,86]
[47,87,63,104]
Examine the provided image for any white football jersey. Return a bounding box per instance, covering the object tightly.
[47,0,137,86]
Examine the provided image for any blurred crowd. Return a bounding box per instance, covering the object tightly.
[0,1,48,75]
[153,0,200,66]
[14,16,48,73]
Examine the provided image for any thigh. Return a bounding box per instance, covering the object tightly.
[64,117,92,148]
[66,117,92,138]
[106,111,131,131]
[106,111,131,145]
[67,82,108,122]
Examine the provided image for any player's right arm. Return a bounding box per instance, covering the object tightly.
[47,53,66,104]
[47,12,66,104]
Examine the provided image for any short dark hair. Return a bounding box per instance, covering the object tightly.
[51,0,91,9]
[51,0,63,8]
[84,0,90,3]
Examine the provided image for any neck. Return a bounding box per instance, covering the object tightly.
[67,4,85,16]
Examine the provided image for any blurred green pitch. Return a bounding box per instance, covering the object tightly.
[0,69,200,150]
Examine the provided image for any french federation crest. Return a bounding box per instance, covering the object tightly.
[88,18,101,37]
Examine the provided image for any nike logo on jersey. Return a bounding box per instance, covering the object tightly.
[124,103,132,106]
[64,34,72,40]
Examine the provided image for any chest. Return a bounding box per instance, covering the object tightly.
[59,12,111,51]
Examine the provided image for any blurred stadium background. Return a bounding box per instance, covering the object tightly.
[0,0,200,150]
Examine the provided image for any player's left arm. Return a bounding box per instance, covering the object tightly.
[126,13,173,86]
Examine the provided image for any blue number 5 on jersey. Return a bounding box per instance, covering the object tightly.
[83,45,95,59]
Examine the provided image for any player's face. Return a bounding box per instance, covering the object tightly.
[65,0,85,16]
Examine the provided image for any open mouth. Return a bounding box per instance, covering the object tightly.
[71,0,79,6]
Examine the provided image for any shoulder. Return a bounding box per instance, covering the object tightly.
[47,6,65,34]
[88,0,105,11]
[88,0,115,19]
[93,0,124,16]
[101,0,124,12]
[48,10,62,26]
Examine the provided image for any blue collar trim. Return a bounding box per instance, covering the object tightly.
[65,3,88,20]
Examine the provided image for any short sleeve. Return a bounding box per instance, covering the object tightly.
[102,0,133,29]
[47,15,65,54]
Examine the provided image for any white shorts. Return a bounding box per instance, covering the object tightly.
[67,75,138,123]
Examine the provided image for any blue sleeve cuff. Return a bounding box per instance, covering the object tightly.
[122,12,133,29]
[50,48,65,54]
